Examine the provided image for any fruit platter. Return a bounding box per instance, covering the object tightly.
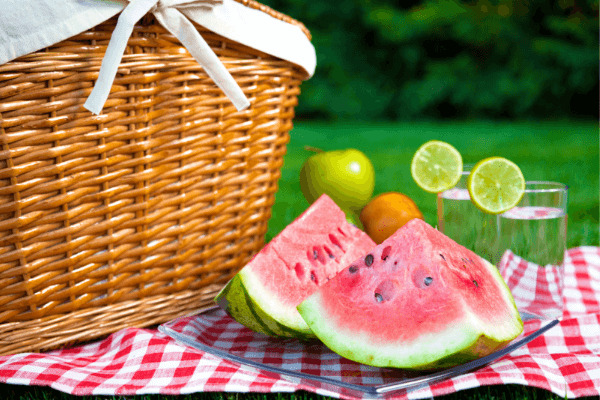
[216,195,525,367]
[159,140,561,397]
[158,191,558,397]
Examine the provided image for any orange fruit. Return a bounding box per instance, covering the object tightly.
[359,192,424,244]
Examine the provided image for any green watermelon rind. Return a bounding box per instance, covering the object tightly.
[215,272,315,340]
[240,266,317,339]
[297,257,523,370]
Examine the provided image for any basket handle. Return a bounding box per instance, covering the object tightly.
[84,0,250,115]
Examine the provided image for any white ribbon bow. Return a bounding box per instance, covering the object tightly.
[84,0,250,115]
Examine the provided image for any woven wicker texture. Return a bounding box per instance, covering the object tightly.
[0,1,309,355]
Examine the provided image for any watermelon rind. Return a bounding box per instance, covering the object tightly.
[216,272,315,339]
[215,275,312,339]
[239,266,314,337]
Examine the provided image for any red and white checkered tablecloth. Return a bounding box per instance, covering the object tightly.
[0,246,598,399]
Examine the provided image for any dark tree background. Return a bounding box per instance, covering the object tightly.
[261,0,599,121]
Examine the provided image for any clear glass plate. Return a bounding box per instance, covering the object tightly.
[158,306,559,398]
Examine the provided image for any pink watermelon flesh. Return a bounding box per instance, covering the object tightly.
[226,194,376,336]
[297,218,523,369]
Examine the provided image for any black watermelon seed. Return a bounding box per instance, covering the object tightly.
[313,250,318,260]
[473,280,478,287]
[310,272,316,281]
[374,293,383,303]
[329,253,335,259]
[349,265,358,273]
[365,254,374,266]
[440,253,445,261]
[424,277,433,286]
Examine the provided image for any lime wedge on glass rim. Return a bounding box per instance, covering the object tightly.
[467,157,525,215]
[411,140,463,193]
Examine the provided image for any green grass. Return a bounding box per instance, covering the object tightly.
[1,120,598,400]
[268,120,599,248]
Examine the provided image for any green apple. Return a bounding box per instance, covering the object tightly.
[300,148,375,212]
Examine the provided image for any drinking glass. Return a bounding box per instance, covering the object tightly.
[436,164,501,265]
[497,181,568,320]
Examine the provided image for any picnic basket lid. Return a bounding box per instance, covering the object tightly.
[0,0,316,113]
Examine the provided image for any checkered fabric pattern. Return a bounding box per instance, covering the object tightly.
[0,247,598,399]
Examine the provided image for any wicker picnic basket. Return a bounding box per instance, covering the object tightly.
[0,0,311,355]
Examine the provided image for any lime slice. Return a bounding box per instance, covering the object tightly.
[411,140,463,193]
[467,157,525,215]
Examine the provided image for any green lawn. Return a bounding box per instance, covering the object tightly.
[269,120,599,248]
[1,120,598,400]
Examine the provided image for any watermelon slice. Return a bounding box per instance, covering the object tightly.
[215,194,376,338]
[297,218,523,370]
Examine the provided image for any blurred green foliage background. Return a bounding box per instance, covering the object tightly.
[261,0,598,121]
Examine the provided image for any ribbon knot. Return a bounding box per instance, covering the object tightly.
[84,0,249,115]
